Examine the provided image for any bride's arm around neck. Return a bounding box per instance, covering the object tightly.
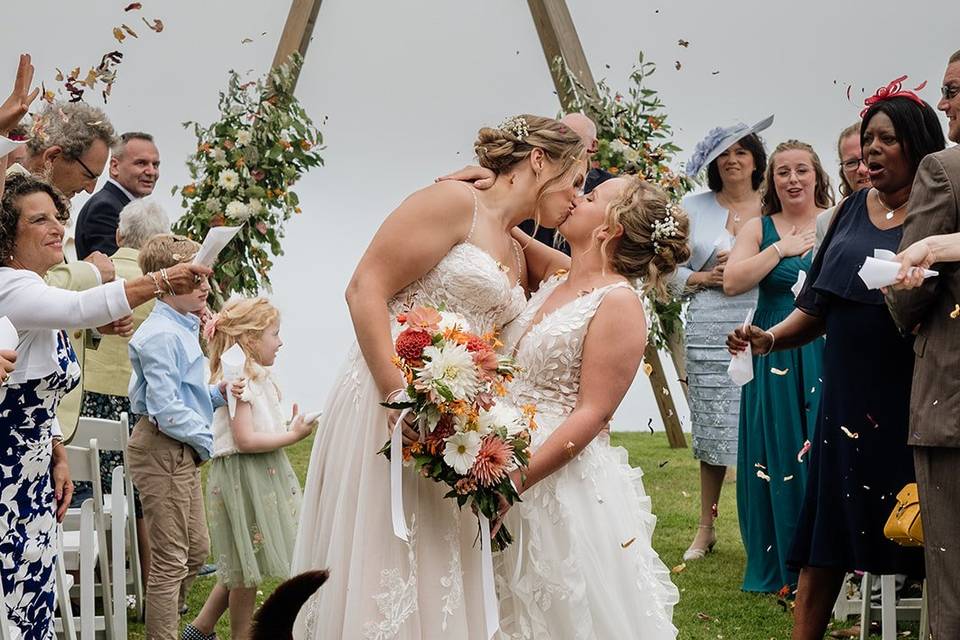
[345,181,475,397]
[514,286,647,493]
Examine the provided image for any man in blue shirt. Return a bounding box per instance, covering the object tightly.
[126,234,242,640]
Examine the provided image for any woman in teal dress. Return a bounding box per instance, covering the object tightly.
[723,140,831,592]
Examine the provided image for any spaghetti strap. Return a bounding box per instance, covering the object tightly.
[460,184,479,242]
[510,238,523,285]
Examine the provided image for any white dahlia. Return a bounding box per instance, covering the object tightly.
[235,129,253,146]
[225,200,251,221]
[438,311,471,334]
[443,431,481,474]
[247,198,263,216]
[218,169,240,191]
[478,402,525,437]
[416,342,479,403]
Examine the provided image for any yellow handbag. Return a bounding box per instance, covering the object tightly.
[884,483,924,547]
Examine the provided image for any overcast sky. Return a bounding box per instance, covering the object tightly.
[5,0,957,432]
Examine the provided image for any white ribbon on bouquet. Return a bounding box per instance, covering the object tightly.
[389,408,501,639]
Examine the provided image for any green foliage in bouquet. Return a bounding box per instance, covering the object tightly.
[172,54,324,306]
[554,52,691,348]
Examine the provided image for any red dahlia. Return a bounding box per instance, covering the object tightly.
[396,328,432,361]
[465,335,492,353]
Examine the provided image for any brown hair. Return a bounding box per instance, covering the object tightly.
[950,49,960,64]
[0,172,70,264]
[598,176,691,301]
[760,140,835,216]
[138,233,200,273]
[474,114,585,226]
[206,297,281,382]
[836,121,862,197]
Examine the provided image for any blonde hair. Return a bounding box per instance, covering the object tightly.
[474,114,585,227]
[598,176,691,301]
[137,233,200,273]
[761,140,835,216]
[206,297,281,383]
[836,121,862,197]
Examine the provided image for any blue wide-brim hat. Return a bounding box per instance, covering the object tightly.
[684,114,775,177]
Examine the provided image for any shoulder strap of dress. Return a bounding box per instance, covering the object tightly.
[459,183,479,242]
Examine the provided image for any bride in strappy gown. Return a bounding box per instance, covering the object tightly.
[493,176,690,639]
[290,115,585,639]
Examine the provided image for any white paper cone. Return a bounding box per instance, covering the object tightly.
[727,308,755,386]
[858,255,937,290]
[193,226,243,268]
[791,271,807,298]
[220,344,246,418]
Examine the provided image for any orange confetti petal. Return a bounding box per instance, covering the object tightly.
[124,2,143,10]
[122,23,139,38]
[621,537,637,549]
[141,17,164,32]
[112,27,126,42]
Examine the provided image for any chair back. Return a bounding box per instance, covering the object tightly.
[110,466,128,640]
[74,415,129,455]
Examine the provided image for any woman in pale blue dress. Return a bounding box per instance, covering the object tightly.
[677,117,771,561]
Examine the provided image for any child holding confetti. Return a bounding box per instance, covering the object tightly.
[183,297,316,640]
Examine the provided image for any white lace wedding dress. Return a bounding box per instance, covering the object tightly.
[291,195,527,639]
[495,274,679,639]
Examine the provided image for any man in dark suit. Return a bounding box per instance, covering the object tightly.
[75,131,160,259]
[886,49,960,640]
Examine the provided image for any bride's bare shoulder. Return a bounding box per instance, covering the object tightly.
[393,180,477,226]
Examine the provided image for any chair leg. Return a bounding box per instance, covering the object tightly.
[919,580,930,640]
[55,528,78,640]
[95,521,115,639]
[880,574,896,640]
[860,573,874,640]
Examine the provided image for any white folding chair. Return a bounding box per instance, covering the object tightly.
[109,466,127,640]
[62,443,115,639]
[54,526,78,640]
[72,414,144,619]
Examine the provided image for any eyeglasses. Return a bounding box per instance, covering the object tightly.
[841,157,864,171]
[942,84,960,100]
[73,156,99,181]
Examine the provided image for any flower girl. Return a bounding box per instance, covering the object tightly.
[183,297,316,640]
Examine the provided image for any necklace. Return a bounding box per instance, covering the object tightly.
[876,191,907,221]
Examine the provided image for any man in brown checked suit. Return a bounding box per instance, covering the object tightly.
[886,49,960,639]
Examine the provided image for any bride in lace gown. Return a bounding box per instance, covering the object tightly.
[290,115,585,639]
[494,176,690,639]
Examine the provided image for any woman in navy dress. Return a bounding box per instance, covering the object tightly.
[0,173,211,638]
[727,88,946,639]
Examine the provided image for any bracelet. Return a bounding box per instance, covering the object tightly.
[52,437,64,450]
[763,330,776,355]
[159,268,176,296]
[772,243,783,259]
[148,272,166,298]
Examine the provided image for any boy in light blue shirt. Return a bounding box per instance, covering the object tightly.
[126,234,242,640]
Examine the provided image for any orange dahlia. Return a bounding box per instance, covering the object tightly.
[395,328,431,361]
[470,436,513,487]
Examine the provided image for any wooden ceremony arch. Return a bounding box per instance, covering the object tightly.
[271,0,687,448]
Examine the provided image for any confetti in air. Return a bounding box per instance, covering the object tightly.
[770,367,789,376]
[840,426,860,439]
[797,440,812,462]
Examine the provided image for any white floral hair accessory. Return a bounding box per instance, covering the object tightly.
[651,203,680,254]
[499,115,530,141]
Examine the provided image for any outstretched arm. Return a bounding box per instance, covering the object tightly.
[229,400,315,454]
[886,155,958,328]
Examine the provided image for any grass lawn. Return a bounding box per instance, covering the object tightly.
[127,431,889,639]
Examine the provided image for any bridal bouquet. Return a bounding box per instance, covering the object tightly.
[380,305,535,550]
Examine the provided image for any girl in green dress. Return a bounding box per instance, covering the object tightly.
[723,141,830,593]
[184,298,317,640]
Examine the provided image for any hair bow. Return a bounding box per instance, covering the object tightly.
[201,311,220,341]
[860,75,928,117]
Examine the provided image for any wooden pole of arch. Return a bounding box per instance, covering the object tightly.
[527,0,687,447]
[270,0,687,447]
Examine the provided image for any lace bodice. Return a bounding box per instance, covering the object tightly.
[388,242,526,336]
[503,274,635,418]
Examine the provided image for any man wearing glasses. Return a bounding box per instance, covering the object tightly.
[886,49,960,640]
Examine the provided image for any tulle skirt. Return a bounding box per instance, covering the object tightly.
[291,345,489,639]
[206,450,302,588]
[495,413,679,639]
